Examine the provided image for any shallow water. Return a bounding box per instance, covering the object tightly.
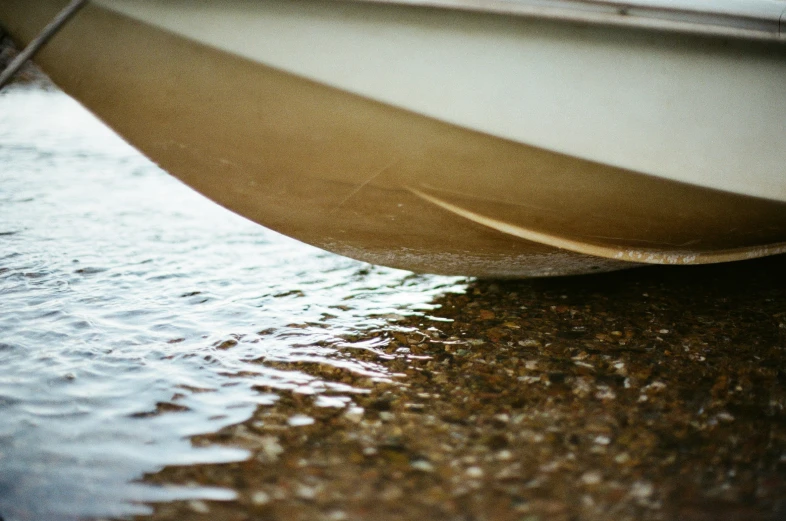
[0,87,464,521]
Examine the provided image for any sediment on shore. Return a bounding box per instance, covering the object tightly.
[135,255,786,521]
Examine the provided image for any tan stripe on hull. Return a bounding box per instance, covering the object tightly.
[94,0,786,203]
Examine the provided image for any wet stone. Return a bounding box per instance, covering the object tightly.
[135,257,786,521]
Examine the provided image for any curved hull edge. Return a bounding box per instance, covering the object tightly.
[1,0,785,277]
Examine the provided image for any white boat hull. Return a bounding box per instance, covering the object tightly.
[95,0,786,204]
[2,0,785,276]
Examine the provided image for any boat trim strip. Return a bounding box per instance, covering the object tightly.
[338,0,786,42]
[409,187,786,265]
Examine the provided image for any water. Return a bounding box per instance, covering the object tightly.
[0,87,465,521]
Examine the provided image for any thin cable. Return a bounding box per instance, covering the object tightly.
[0,0,89,89]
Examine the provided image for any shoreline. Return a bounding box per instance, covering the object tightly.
[132,255,786,521]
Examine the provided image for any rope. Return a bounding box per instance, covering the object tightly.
[0,0,88,89]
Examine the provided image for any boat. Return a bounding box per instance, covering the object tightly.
[1,0,785,277]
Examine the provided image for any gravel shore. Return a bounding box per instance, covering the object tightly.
[135,256,786,521]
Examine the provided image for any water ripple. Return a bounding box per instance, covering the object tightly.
[0,87,465,521]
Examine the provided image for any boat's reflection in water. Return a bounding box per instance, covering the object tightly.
[0,87,464,521]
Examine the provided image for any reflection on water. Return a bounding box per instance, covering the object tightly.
[0,87,465,521]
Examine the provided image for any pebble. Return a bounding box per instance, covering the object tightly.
[379,411,395,422]
[344,407,364,423]
[251,491,271,505]
[287,415,315,427]
[495,450,513,461]
[411,460,435,472]
[295,484,319,500]
[465,467,484,479]
[581,471,603,485]
[614,452,631,464]
[259,436,284,461]
[187,500,210,514]
[630,481,654,499]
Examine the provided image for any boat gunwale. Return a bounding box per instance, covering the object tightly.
[331,0,786,42]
